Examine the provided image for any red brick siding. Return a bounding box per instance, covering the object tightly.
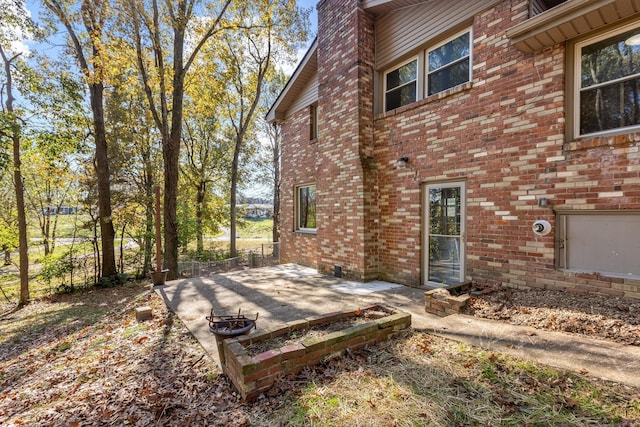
[280,107,318,267]
[278,0,640,299]
[373,0,640,298]
[315,0,378,280]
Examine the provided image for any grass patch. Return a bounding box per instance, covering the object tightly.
[263,331,639,426]
[1,284,638,426]
[122,323,144,340]
[238,219,273,239]
[27,213,93,240]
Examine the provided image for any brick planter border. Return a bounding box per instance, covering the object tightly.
[424,288,471,316]
[221,304,411,401]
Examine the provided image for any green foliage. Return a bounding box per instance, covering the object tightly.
[238,219,273,239]
[0,220,18,253]
[177,199,198,251]
[97,273,130,288]
[38,250,75,291]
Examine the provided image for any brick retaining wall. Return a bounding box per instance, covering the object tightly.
[221,304,411,401]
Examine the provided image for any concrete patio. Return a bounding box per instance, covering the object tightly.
[154,263,640,388]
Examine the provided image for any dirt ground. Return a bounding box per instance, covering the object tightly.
[464,287,640,346]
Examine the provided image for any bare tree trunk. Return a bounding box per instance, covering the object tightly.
[230,135,241,258]
[43,188,51,255]
[90,83,117,278]
[164,73,184,280]
[142,155,154,279]
[1,46,29,304]
[119,222,126,273]
[196,183,205,255]
[3,245,10,266]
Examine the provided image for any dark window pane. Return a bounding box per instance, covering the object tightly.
[428,236,461,284]
[428,187,460,235]
[429,32,470,72]
[386,60,417,90]
[385,81,417,111]
[581,29,640,89]
[580,78,640,134]
[298,185,316,229]
[428,59,469,96]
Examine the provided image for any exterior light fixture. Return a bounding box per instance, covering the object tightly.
[397,156,409,168]
[538,197,548,207]
[625,33,640,46]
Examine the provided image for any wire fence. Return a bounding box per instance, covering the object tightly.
[177,242,280,278]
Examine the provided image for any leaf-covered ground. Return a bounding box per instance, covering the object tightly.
[465,287,640,345]
[1,282,639,426]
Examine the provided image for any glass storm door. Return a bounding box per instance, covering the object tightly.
[424,182,465,286]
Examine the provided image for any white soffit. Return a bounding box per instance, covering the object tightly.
[266,38,318,123]
[507,0,640,53]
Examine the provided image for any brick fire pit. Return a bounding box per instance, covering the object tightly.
[220,304,411,401]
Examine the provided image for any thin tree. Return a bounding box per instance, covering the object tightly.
[0,0,37,304]
[124,0,233,279]
[257,69,287,246]
[181,116,230,255]
[0,44,29,304]
[42,0,117,279]
[219,1,308,257]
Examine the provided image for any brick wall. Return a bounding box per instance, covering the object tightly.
[313,0,378,280]
[278,0,640,299]
[280,107,319,267]
[221,305,411,401]
[373,0,640,298]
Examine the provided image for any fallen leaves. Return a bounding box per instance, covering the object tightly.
[2,283,639,426]
[465,288,640,345]
[0,284,244,426]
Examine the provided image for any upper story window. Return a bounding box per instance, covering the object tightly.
[529,0,568,17]
[382,28,472,113]
[427,30,472,96]
[384,58,417,111]
[296,184,316,232]
[575,22,640,137]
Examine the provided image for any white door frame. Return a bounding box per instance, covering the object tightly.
[422,180,466,286]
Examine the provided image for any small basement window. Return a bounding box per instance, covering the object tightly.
[556,211,640,279]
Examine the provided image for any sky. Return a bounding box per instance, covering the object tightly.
[294,0,319,66]
[9,0,318,199]
[298,0,319,40]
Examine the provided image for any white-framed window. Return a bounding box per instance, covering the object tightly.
[574,22,640,137]
[426,29,472,96]
[381,28,472,112]
[384,57,418,111]
[296,183,316,232]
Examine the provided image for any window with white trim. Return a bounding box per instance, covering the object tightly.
[575,22,640,137]
[384,58,417,111]
[382,28,472,112]
[427,30,472,96]
[296,184,316,232]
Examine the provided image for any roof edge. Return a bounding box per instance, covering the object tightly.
[266,38,318,124]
